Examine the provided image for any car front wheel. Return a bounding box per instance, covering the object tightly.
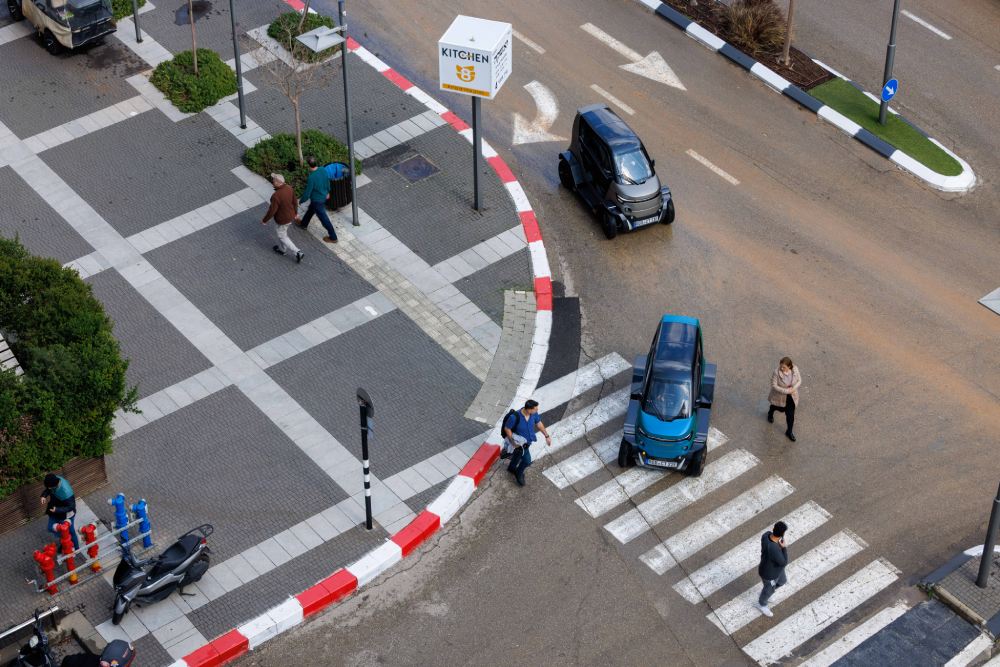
[602,210,618,239]
[7,0,23,20]
[662,199,675,225]
[558,159,575,191]
[43,30,61,54]
[686,448,706,477]
[617,439,632,468]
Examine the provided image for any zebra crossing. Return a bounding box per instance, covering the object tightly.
[536,352,920,666]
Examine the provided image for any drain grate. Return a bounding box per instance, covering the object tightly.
[392,154,440,183]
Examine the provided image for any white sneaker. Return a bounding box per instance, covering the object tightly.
[756,603,774,617]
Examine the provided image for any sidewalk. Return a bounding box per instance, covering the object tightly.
[0,5,548,664]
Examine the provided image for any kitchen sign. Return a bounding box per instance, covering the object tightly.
[438,15,512,100]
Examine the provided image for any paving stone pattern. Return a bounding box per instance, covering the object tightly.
[142,207,374,350]
[133,633,176,667]
[939,555,1000,621]
[455,249,533,326]
[0,166,94,263]
[0,38,146,138]
[85,387,350,563]
[87,270,213,398]
[44,111,247,237]
[268,310,485,478]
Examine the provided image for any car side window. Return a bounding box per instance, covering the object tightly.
[598,145,613,177]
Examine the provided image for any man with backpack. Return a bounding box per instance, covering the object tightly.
[500,399,552,487]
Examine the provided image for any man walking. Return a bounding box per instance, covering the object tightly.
[756,520,789,617]
[40,473,80,550]
[261,173,303,263]
[296,156,338,244]
[501,399,552,487]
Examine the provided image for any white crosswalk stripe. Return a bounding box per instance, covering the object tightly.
[532,352,630,410]
[543,434,619,489]
[639,475,795,575]
[604,449,760,544]
[709,531,868,635]
[742,559,900,666]
[538,387,629,461]
[674,501,832,604]
[799,601,910,667]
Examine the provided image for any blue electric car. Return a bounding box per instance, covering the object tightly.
[619,315,716,477]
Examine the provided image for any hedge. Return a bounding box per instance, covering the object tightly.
[243,130,362,197]
[150,49,238,114]
[267,11,339,63]
[111,0,146,22]
[0,237,137,499]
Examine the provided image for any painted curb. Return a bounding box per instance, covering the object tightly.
[636,0,976,193]
[166,11,551,667]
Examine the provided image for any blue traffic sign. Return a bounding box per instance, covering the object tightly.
[881,78,899,103]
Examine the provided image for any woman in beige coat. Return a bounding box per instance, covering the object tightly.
[767,357,801,441]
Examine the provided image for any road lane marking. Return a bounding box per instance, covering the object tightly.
[513,29,545,54]
[709,531,868,635]
[589,84,636,115]
[533,352,631,409]
[604,449,759,543]
[538,387,631,461]
[901,10,953,40]
[512,80,567,145]
[946,633,996,667]
[800,602,910,667]
[742,559,901,666]
[640,475,795,575]
[581,22,643,61]
[544,434,620,489]
[674,501,832,603]
[686,149,740,185]
[580,23,685,89]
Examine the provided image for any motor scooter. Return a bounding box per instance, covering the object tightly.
[111,524,212,625]
[10,609,54,667]
[6,609,135,667]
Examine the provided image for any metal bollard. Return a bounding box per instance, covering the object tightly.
[110,493,130,545]
[33,548,58,595]
[80,523,101,572]
[130,499,152,548]
[56,522,78,584]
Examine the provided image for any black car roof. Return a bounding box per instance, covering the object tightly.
[651,321,697,379]
[580,105,643,153]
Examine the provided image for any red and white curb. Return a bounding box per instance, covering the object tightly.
[166,25,551,667]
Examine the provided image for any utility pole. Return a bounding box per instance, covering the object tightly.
[338,0,360,226]
[879,0,903,125]
[976,482,1000,588]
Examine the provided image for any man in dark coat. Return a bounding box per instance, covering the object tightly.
[41,473,80,550]
[262,173,303,263]
[756,520,789,617]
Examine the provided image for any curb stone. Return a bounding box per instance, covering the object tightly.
[635,0,976,193]
[164,11,552,667]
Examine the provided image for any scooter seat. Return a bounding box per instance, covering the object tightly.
[150,534,201,578]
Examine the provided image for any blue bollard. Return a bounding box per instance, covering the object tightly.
[131,499,152,548]
[110,493,130,546]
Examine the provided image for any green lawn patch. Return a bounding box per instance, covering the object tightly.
[150,50,237,114]
[811,77,961,176]
[243,130,362,197]
[111,0,146,21]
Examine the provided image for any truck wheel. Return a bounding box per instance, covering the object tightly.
[601,211,618,240]
[686,449,706,477]
[662,200,675,225]
[7,0,23,20]
[617,439,632,468]
[43,30,61,55]
[558,159,575,191]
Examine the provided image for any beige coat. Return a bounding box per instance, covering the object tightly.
[768,366,801,407]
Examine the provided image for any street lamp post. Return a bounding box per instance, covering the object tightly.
[879,0,903,125]
[356,388,374,530]
[229,0,247,129]
[976,482,1000,588]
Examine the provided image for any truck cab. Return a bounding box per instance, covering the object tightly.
[8,0,115,54]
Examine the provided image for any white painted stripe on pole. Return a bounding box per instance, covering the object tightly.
[686,149,740,185]
[536,388,631,462]
[543,434,620,489]
[674,501,832,603]
[800,602,909,667]
[710,531,868,635]
[605,449,760,544]
[531,353,631,411]
[577,467,664,518]
[901,10,953,39]
[742,559,901,666]
[580,23,643,62]
[640,475,794,575]
[512,29,545,54]
[945,633,995,667]
[590,84,636,115]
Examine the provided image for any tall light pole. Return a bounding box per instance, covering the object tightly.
[229,0,247,129]
[976,482,1000,588]
[879,0,903,125]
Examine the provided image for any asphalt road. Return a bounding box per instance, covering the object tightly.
[252,0,999,663]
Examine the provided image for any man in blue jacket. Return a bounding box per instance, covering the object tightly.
[296,156,338,243]
[41,473,80,550]
[501,399,552,487]
[756,520,789,617]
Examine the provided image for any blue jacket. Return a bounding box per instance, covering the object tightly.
[504,410,540,445]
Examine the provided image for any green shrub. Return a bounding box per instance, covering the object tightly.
[0,237,137,499]
[150,49,237,113]
[267,11,340,63]
[720,0,787,57]
[243,129,362,196]
[111,0,146,22]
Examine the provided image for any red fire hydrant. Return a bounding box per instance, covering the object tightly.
[56,521,78,584]
[80,523,101,572]
[33,547,58,595]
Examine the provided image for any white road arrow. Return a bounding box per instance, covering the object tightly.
[512,80,567,145]
[580,23,686,91]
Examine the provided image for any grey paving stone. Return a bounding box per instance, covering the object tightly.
[455,248,532,325]
[132,633,175,667]
[0,166,94,263]
[143,208,374,350]
[405,478,451,513]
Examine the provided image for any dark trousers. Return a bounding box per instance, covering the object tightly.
[48,515,80,550]
[768,397,796,434]
[507,445,532,474]
[301,200,337,240]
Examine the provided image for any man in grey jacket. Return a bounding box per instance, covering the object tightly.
[756,520,788,617]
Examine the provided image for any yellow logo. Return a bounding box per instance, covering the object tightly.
[456,65,476,82]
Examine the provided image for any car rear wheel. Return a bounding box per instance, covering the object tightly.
[617,439,632,468]
[558,159,575,191]
[43,30,61,55]
[686,448,705,477]
[7,0,23,20]
[662,199,675,225]
[601,210,618,240]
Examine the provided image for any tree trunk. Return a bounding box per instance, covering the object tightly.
[297,0,311,32]
[189,0,198,76]
[293,99,303,167]
[782,0,796,67]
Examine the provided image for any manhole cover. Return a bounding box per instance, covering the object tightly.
[392,154,439,183]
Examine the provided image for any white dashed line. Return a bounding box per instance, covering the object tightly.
[513,30,545,54]
[686,149,740,185]
[901,10,953,40]
[589,84,636,115]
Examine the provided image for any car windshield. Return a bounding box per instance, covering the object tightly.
[615,150,653,184]
[643,378,691,421]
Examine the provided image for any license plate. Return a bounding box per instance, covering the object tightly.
[644,456,680,469]
[634,214,660,227]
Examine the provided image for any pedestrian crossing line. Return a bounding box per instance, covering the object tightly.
[532,352,631,411]
[741,558,901,666]
[639,475,795,576]
[543,434,620,489]
[604,449,760,544]
[945,633,996,667]
[709,530,868,635]
[799,601,910,667]
[536,387,630,462]
[674,501,832,604]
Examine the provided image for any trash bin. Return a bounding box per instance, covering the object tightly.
[324,162,352,210]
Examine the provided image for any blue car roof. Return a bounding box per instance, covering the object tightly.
[660,314,700,327]
[651,317,699,379]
